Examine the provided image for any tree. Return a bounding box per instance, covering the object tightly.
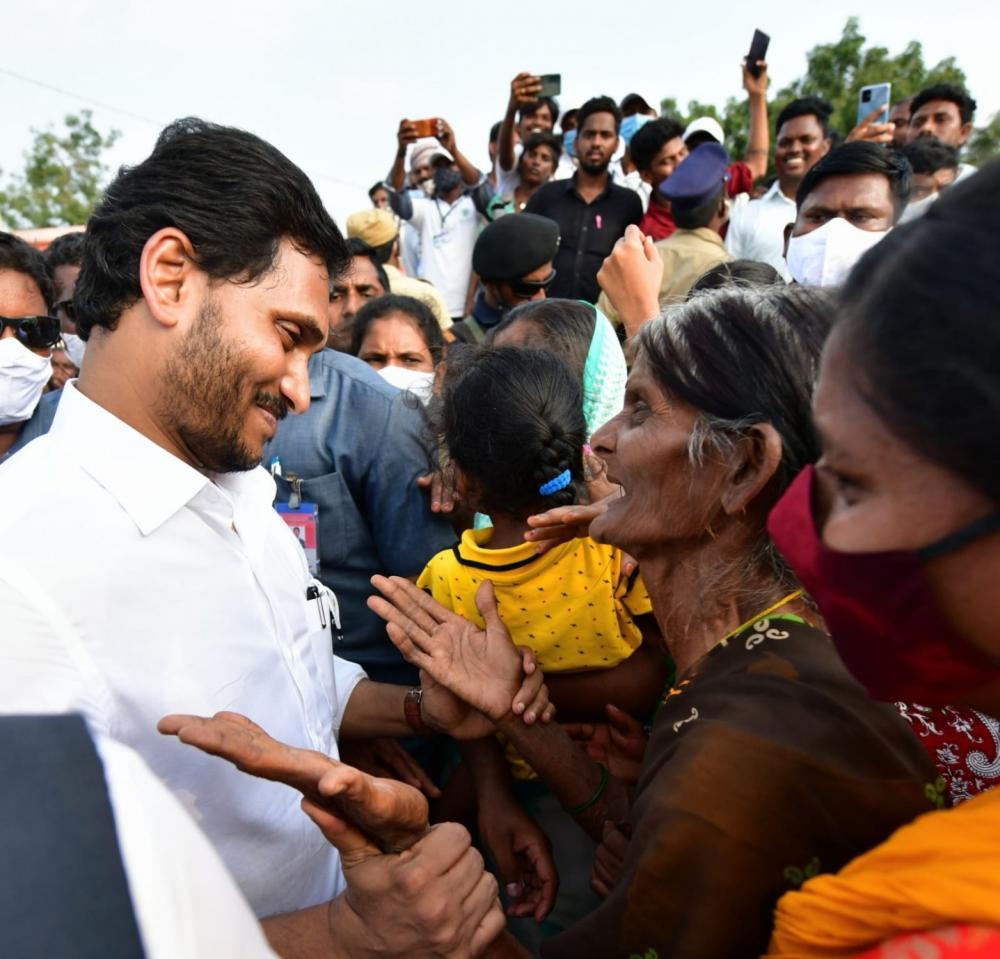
[965,112,1000,167]
[661,19,979,173]
[0,110,120,228]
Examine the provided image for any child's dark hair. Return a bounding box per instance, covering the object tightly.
[442,347,585,516]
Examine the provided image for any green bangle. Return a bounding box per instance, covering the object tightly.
[565,763,609,816]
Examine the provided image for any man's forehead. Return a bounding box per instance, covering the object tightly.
[803,173,892,210]
[778,116,822,139]
[336,256,380,286]
[913,99,959,119]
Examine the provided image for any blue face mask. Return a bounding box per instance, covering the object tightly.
[562,129,577,156]
[619,113,651,146]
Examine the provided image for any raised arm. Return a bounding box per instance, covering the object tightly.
[435,119,482,186]
[742,59,770,182]
[499,73,541,174]
[389,118,418,192]
[368,576,632,841]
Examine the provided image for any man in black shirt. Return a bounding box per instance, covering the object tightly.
[526,95,642,302]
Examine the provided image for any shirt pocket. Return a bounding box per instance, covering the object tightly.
[273,470,358,572]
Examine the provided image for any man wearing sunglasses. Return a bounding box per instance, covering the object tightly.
[0,232,60,457]
[450,212,560,344]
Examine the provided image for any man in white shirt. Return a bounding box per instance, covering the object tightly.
[0,117,519,959]
[726,97,833,278]
[387,120,485,319]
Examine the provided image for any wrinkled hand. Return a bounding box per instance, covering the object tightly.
[846,104,895,145]
[742,58,769,97]
[509,72,542,109]
[597,225,663,337]
[417,463,460,513]
[338,735,441,799]
[157,711,429,854]
[398,118,420,151]
[368,577,556,725]
[479,796,558,921]
[591,821,631,898]
[564,704,648,785]
[582,444,622,503]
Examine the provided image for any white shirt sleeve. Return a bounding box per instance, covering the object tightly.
[331,655,367,738]
[725,201,749,258]
[96,735,279,959]
[0,564,114,731]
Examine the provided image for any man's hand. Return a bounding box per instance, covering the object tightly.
[478,795,558,921]
[338,736,442,799]
[509,72,542,109]
[597,225,664,338]
[436,118,457,155]
[157,711,428,853]
[368,577,556,725]
[742,58,769,98]
[397,118,419,155]
[324,817,505,959]
[417,463,460,514]
[846,104,895,145]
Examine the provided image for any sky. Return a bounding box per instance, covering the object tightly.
[2,0,997,225]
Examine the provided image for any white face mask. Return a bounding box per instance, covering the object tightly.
[0,337,52,426]
[785,217,889,287]
[377,364,435,404]
[62,332,87,369]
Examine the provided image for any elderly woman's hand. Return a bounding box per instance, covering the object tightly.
[157,711,430,854]
[597,225,663,339]
[417,462,461,514]
[368,576,557,726]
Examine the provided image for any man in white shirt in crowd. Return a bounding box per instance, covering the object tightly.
[726,96,833,278]
[387,119,484,320]
[0,117,527,959]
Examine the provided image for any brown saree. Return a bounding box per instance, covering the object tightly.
[542,618,941,959]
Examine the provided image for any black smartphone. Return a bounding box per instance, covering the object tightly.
[538,74,561,97]
[746,30,770,78]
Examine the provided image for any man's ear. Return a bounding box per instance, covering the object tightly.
[958,121,974,146]
[138,227,205,330]
[782,221,795,257]
[720,423,783,516]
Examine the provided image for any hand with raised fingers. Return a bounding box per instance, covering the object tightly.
[157,711,429,854]
[597,225,663,337]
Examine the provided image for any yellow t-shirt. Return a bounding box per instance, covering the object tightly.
[417,528,653,778]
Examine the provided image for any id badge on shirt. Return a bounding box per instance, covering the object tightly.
[431,230,452,248]
[276,502,320,575]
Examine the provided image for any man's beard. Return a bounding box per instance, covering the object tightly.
[578,155,610,175]
[158,299,288,473]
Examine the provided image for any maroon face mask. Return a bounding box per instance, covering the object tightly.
[767,465,1000,705]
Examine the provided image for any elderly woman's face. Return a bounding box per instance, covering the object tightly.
[589,352,724,553]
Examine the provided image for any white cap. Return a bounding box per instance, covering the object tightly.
[409,139,453,171]
[683,116,726,146]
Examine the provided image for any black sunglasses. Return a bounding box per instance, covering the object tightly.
[53,299,76,322]
[0,315,62,350]
[509,269,557,298]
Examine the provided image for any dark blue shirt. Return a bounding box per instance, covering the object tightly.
[263,351,455,683]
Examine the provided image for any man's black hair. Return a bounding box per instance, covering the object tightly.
[521,97,561,126]
[521,132,562,162]
[0,231,54,310]
[902,138,960,175]
[776,97,834,139]
[577,96,622,134]
[74,117,348,339]
[368,181,388,201]
[911,84,977,125]
[344,237,390,294]
[795,142,912,220]
[630,117,686,173]
[44,231,86,271]
[560,108,579,132]
[489,121,503,143]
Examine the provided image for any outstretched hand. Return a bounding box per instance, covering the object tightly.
[597,225,663,338]
[368,577,556,726]
[157,711,429,856]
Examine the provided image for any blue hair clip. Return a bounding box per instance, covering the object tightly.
[538,469,572,497]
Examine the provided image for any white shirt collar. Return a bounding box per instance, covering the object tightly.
[50,380,258,537]
[763,180,797,206]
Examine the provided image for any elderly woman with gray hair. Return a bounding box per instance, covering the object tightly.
[369,283,941,959]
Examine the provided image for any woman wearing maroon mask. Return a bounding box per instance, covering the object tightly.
[767,163,1000,957]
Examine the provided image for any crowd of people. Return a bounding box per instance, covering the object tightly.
[0,52,997,959]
